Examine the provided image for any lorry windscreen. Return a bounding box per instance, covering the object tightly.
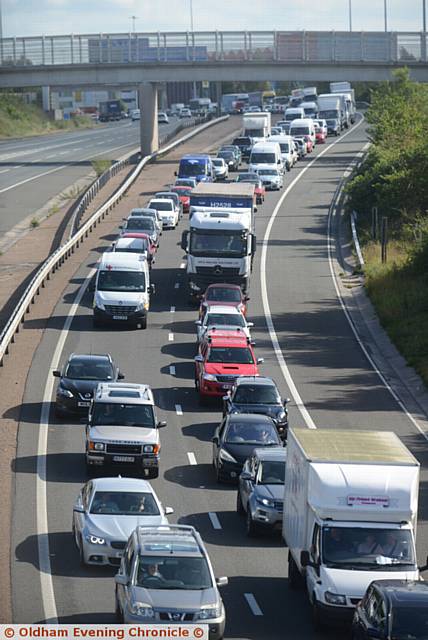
[179,160,206,177]
[244,128,264,138]
[319,110,339,119]
[98,270,146,292]
[190,231,247,257]
[322,527,415,569]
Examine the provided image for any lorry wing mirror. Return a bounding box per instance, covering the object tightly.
[418,555,428,572]
[149,283,156,295]
[181,230,189,251]
[251,234,257,255]
[300,550,310,568]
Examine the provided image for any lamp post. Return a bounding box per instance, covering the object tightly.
[129,15,138,33]
[384,0,388,31]
[189,0,197,99]
[348,0,353,31]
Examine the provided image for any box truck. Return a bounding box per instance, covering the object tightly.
[243,112,271,140]
[283,428,423,628]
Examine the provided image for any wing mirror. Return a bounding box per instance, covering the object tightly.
[257,358,264,364]
[216,576,228,587]
[240,471,254,481]
[149,284,156,295]
[115,574,129,586]
[164,506,174,515]
[73,504,85,514]
[283,397,291,405]
[247,322,254,328]
[194,355,203,363]
[212,435,219,444]
[157,420,167,428]
[52,370,61,377]
[118,372,125,380]
[300,550,310,568]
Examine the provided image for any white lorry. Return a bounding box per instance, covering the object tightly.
[242,112,271,140]
[283,428,423,629]
[317,94,343,135]
[330,82,356,125]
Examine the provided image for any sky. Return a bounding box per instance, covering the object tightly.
[1,0,426,37]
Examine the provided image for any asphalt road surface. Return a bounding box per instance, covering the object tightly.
[0,118,179,237]
[11,117,428,638]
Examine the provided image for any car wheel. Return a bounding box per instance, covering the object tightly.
[140,316,147,330]
[215,462,224,484]
[236,491,245,515]
[246,509,258,537]
[148,468,159,479]
[78,535,86,567]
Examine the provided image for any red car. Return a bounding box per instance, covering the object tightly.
[199,283,249,318]
[236,173,265,205]
[315,128,326,144]
[194,329,262,402]
[302,135,314,152]
[121,232,157,265]
[170,186,192,214]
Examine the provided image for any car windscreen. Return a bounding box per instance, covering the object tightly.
[207,347,254,364]
[225,421,279,445]
[259,461,285,484]
[190,231,246,257]
[258,169,278,176]
[150,201,173,211]
[206,287,241,303]
[206,313,245,328]
[279,143,290,153]
[234,385,280,404]
[250,153,276,164]
[90,491,160,515]
[91,402,155,428]
[218,151,233,159]
[391,606,428,639]
[65,361,113,381]
[212,159,224,166]
[136,556,212,590]
[97,270,146,292]
[322,110,339,119]
[125,219,155,232]
[237,173,258,182]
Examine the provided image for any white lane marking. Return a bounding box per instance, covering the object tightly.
[174,282,180,289]
[0,141,134,195]
[168,332,174,341]
[260,119,364,430]
[327,164,428,440]
[45,154,57,159]
[175,404,183,416]
[180,262,186,269]
[244,593,263,616]
[170,306,175,313]
[169,365,176,376]
[37,266,96,622]
[0,168,10,174]
[187,452,197,465]
[57,151,68,156]
[208,512,222,530]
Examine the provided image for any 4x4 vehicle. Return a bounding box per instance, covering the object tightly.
[223,376,289,439]
[53,353,124,417]
[237,447,287,536]
[115,524,228,639]
[194,329,263,403]
[85,382,166,478]
[199,283,249,318]
[231,136,253,161]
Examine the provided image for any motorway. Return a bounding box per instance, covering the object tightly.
[10,116,428,638]
[0,118,179,237]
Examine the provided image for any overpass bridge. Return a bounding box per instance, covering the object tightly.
[1,29,427,153]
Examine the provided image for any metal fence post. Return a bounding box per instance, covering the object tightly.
[371,206,378,240]
[381,216,388,263]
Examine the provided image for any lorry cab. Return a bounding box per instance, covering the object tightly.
[176,154,214,183]
[93,252,153,329]
[284,107,305,122]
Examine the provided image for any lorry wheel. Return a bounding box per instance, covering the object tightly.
[246,510,258,537]
[288,553,302,590]
[236,491,244,515]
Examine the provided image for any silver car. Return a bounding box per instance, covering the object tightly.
[256,167,284,190]
[237,447,286,536]
[72,477,173,566]
[128,208,163,235]
[195,304,253,343]
[211,158,229,181]
[115,524,228,639]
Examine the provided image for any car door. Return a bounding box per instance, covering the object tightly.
[353,586,375,639]
[213,418,227,468]
[306,523,321,603]
[74,481,92,541]
[241,455,257,510]
[117,540,136,615]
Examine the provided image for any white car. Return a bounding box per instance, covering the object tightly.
[72,477,173,566]
[256,167,284,190]
[157,112,169,124]
[195,304,254,343]
[212,158,229,181]
[179,108,192,118]
[147,198,179,229]
[131,109,141,121]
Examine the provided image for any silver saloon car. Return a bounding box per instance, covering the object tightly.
[72,477,173,566]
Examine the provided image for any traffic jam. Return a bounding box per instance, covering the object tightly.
[52,84,428,639]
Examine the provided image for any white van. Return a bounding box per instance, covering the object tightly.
[300,101,318,119]
[93,252,153,329]
[289,118,316,146]
[284,107,305,122]
[248,141,283,175]
[269,135,296,170]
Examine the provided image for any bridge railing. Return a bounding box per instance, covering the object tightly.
[0,31,427,67]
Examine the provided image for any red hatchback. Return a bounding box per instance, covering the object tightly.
[121,232,157,263]
[199,283,249,318]
[194,329,262,402]
[170,186,192,214]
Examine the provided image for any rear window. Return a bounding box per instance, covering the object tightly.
[233,137,251,145]
[150,201,173,211]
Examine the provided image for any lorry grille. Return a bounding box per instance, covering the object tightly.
[104,305,137,314]
[106,443,142,454]
[195,267,240,276]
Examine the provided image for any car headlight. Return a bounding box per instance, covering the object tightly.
[190,282,200,291]
[130,602,155,618]
[57,387,73,398]
[219,448,237,464]
[325,591,347,606]
[196,605,222,620]
[256,497,275,508]
[94,299,105,311]
[85,534,106,545]
[143,444,160,454]
[136,301,149,311]
[276,410,288,423]
[88,441,105,451]
[203,373,217,381]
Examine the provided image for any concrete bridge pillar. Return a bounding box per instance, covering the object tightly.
[139,82,159,156]
[42,86,51,112]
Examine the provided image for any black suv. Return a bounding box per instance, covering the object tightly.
[53,353,124,417]
[223,376,289,439]
[232,136,253,161]
[352,580,428,639]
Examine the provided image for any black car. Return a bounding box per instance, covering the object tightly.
[212,413,283,483]
[352,580,428,640]
[232,136,253,161]
[223,376,289,439]
[220,145,242,166]
[217,150,239,172]
[53,353,124,417]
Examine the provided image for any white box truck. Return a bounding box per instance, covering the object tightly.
[283,428,423,628]
[317,94,343,134]
[242,112,271,140]
[330,83,356,125]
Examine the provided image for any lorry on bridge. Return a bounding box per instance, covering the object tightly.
[98,99,122,122]
[283,428,422,628]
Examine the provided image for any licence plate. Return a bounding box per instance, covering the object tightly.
[113,315,128,320]
[113,456,135,463]
[222,384,232,390]
[77,401,90,407]
[143,459,157,467]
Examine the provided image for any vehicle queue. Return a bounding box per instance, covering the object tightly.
[52,91,428,640]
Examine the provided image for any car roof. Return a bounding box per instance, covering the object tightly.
[206,283,242,291]
[235,376,276,387]
[95,382,154,405]
[67,353,112,364]
[206,305,241,315]
[149,198,174,205]
[372,580,428,605]
[135,524,204,557]
[205,329,250,346]
[252,447,287,462]
[91,477,155,493]
[227,413,275,425]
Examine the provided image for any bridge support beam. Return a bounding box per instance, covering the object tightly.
[139,82,159,156]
